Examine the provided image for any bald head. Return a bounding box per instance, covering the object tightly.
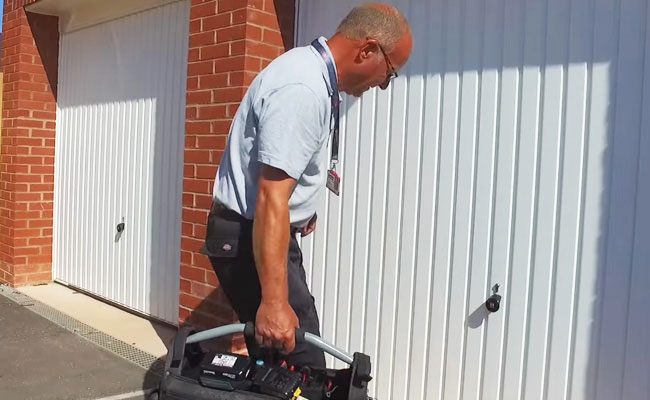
[327,3,413,96]
[336,3,411,54]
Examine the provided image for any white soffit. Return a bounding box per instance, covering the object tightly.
[26,0,183,32]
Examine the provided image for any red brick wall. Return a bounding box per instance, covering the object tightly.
[0,2,59,287]
[181,0,296,332]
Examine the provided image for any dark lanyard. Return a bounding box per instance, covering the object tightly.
[311,39,340,169]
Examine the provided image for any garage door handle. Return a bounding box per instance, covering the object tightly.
[116,221,125,233]
[485,283,502,313]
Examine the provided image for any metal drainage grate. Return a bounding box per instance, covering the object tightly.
[0,284,165,376]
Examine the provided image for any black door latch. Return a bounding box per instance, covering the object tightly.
[485,283,502,313]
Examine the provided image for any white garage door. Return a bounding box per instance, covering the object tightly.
[53,1,190,324]
[298,0,650,399]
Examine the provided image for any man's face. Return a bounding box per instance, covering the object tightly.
[344,35,413,97]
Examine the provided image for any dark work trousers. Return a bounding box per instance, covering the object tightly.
[203,204,325,368]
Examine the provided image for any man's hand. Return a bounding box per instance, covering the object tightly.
[255,301,299,353]
[301,213,317,237]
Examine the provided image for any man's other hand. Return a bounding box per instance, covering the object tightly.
[301,213,317,237]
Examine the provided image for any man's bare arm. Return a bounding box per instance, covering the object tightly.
[253,165,299,352]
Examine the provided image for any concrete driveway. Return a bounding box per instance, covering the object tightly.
[0,287,160,400]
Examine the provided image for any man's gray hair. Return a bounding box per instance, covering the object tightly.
[336,3,410,53]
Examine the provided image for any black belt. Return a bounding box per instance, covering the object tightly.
[210,202,300,236]
[211,202,243,218]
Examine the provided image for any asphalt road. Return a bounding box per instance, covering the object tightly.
[0,296,159,400]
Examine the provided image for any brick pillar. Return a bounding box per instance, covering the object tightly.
[181,0,296,332]
[0,2,59,287]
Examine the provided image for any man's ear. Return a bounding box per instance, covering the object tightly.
[359,39,380,60]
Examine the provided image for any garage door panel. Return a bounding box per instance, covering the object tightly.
[299,0,650,399]
[54,1,189,324]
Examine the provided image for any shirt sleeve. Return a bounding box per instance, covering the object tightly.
[256,84,326,180]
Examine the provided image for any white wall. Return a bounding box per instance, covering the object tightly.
[298,0,650,399]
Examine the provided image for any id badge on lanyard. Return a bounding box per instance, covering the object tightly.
[312,39,341,196]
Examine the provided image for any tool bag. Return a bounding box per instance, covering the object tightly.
[154,323,372,400]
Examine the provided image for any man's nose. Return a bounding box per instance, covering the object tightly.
[379,79,390,90]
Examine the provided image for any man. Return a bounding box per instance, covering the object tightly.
[203,3,413,368]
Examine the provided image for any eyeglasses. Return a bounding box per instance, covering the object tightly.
[377,42,398,83]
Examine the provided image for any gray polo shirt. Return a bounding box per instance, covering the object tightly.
[213,37,337,227]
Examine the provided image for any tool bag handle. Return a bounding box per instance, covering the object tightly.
[186,322,354,365]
